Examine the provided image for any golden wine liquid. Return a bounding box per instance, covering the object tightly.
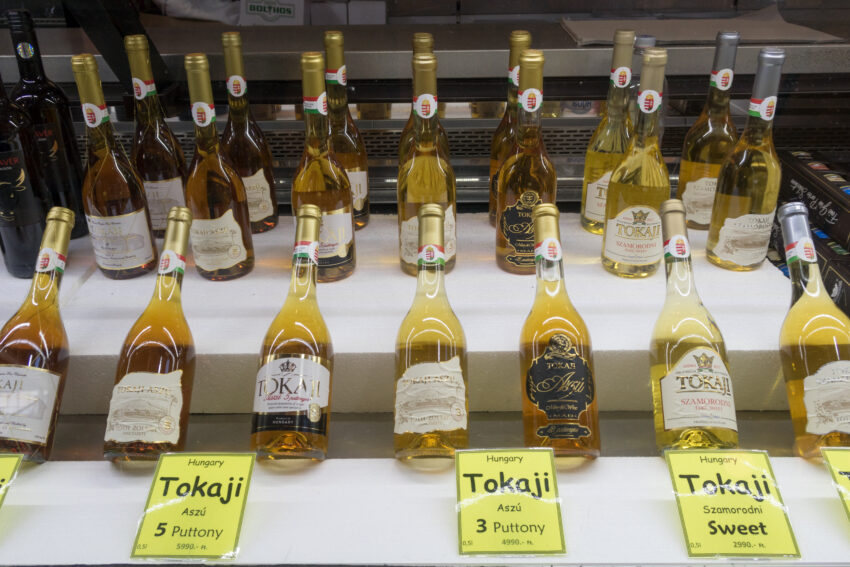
[581,149,625,234]
[332,137,369,230]
[488,109,515,226]
[676,160,722,230]
[398,110,450,166]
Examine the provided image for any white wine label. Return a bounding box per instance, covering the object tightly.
[104,370,183,444]
[637,90,663,114]
[132,77,156,100]
[346,170,368,212]
[610,66,632,88]
[142,177,185,231]
[82,103,109,128]
[241,169,274,222]
[784,237,816,265]
[681,176,718,226]
[710,68,734,91]
[303,93,328,116]
[0,365,60,446]
[15,42,35,59]
[252,356,330,435]
[414,94,437,119]
[226,75,247,97]
[660,348,738,432]
[534,238,562,262]
[190,209,248,271]
[293,240,319,265]
[803,361,850,435]
[325,66,347,86]
[584,170,612,223]
[394,356,467,435]
[508,65,520,87]
[664,234,691,260]
[713,210,775,267]
[158,250,186,275]
[603,206,662,266]
[748,96,777,121]
[35,248,66,274]
[418,243,446,266]
[519,88,543,112]
[86,209,155,271]
[318,207,354,267]
[400,204,457,265]
[191,102,216,127]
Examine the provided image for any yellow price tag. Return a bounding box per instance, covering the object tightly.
[132,453,255,559]
[665,449,800,558]
[0,454,23,509]
[456,448,565,555]
[822,448,850,524]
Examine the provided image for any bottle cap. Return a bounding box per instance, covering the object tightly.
[518,49,544,92]
[412,53,437,97]
[125,35,154,85]
[222,32,245,81]
[301,52,326,99]
[660,199,688,247]
[71,54,106,107]
[324,31,345,70]
[532,203,560,245]
[508,30,532,70]
[777,201,813,264]
[163,207,192,258]
[712,31,740,72]
[612,29,635,69]
[634,34,656,50]
[412,33,434,54]
[752,47,785,101]
[295,204,321,245]
[41,206,75,259]
[184,53,214,104]
[5,9,34,33]
[638,47,667,94]
[47,206,75,226]
[221,31,242,47]
[124,34,148,52]
[418,203,445,250]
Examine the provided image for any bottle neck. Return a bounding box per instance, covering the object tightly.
[633,99,662,147]
[789,258,825,305]
[415,260,447,300]
[605,80,630,118]
[534,256,569,302]
[287,254,318,303]
[304,108,329,154]
[327,81,349,123]
[664,254,699,301]
[150,270,184,306]
[741,114,774,146]
[227,87,250,125]
[517,100,542,149]
[134,93,165,126]
[194,119,219,155]
[11,30,45,80]
[413,110,439,149]
[86,120,120,163]
[27,268,62,309]
[704,85,731,117]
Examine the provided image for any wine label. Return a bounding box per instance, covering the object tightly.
[518,88,543,112]
[303,93,328,116]
[394,356,468,435]
[681,176,718,226]
[712,210,775,266]
[86,209,155,271]
[82,103,109,128]
[784,237,816,265]
[226,75,247,97]
[158,250,186,275]
[190,209,248,272]
[325,66,347,86]
[748,96,777,121]
[252,356,331,435]
[241,169,274,222]
[500,190,541,267]
[0,149,42,227]
[132,77,156,100]
[710,68,734,91]
[508,65,520,87]
[418,243,446,266]
[142,177,185,232]
[35,248,66,274]
[637,90,663,114]
[346,170,368,213]
[0,364,60,446]
[803,361,850,435]
[610,66,632,88]
[603,206,662,266]
[664,234,691,260]
[400,204,457,265]
[191,102,216,127]
[15,42,35,59]
[534,238,562,262]
[413,94,437,119]
[293,240,319,265]
[318,207,354,268]
[104,370,183,445]
[583,170,612,223]
[525,334,594,440]
[660,348,738,432]
[33,122,62,168]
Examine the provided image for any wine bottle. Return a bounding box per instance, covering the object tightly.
[580,29,634,234]
[495,49,556,275]
[521,203,599,458]
[0,206,74,462]
[676,32,740,230]
[292,52,356,283]
[601,48,670,278]
[220,31,278,234]
[71,54,157,279]
[395,204,468,460]
[103,207,195,461]
[777,202,850,458]
[325,31,369,230]
[650,199,738,451]
[627,35,656,132]
[183,53,254,281]
[488,30,531,227]
[252,204,333,461]
[706,48,785,271]
[397,53,457,276]
[0,67,50,278]
[6,9,87,239]
[124,34,187,238]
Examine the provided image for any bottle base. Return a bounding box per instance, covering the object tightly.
[99,261,158,280]
[0,440,49,463]
[250,216,279,234]
[580,216,603,235]
[104,440,180,463]
[317,263,356,282]
[685,220,709,231]
[705,250,763,271]
[354,210,369,230]
[197,260,254,281]
[657,428,738,452]
[601,257,659,278]
[793,431,850,459]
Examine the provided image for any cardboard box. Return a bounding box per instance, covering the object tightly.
[312,1,348,25]
[348,0,386,24]
[239,0,308,25]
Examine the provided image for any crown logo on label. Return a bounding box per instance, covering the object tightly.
[279,360,297,373]
[85,108,96,125]
[160,256,170,271]
[765,99,775,119]
[803,242,815,261]
[675,237,687,256]
[720,71,731,88]
[232,79,242,95]
[618,70,628,86]
[694,352,714,372]
[39,253,50,270]
[548,241,559,257]
[425,246,435,261]
[526,92,537,109]
[632,210,649,224]
[196,107,206,123]
[420,99,431,116]
[643,93,654,111]
[134,83,142,98]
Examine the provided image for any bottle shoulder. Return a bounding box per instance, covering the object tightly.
[682,113,737,160]
[781,295,850,345]
[262,302,333,360]
[397,299,466,347]
[294,151,350,193]
[610,141,670,188]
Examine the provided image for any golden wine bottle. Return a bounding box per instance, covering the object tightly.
[777,202,850,458]
[220,31,278,234]
[103,207,195,461]
[601,48,669,278]
[397,53,457,276]
[488,30,531,227]
[394,204,468,460]
[183,53,254,281]
[293,52,356,283]
[0,207,73,462]
[580,29,634,234]
[628,35,657,136]
[650,199,738,451]
[706,48,785,271]
[495,49,556,275]
[521,204,599,458]
[676,32,739,230]
[124,34,187,238]
[252,204,333,461]
[72,54,157,279]
[325,31,369,230]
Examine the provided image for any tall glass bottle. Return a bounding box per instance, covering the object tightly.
[495,49,556,275]
[627,35,656,131]
[124,34,187,238]
[184,53,254,281]
[71,54,157,280]
[0,68,49,278]
[650,199,738,451]
[676,32,740,230]
[220,31,278,234]
[103,207,195,461]
[397,53,457,276]
[293,52,356,283]
[395,204,468,460]
[601,48,669,278]
[0,207,73,462]
[521,204,599,458]
[6,9,87,239]
[252,204,333,460]
[580,29,634,234]
[777,202,850,458]
[325,31,369,230]
[488,30,531,227]
[706,48,785,271]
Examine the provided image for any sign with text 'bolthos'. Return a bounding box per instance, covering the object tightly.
[456,448,565,555]
[0,454,23,509]
[132,453,255,559]
[822,448,850,524]
[665,449,800,558]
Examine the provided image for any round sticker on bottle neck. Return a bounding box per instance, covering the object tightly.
[293,240,319,265]
[158,250,186,275]
[508,65,520,87]
[418,243,446,266]
[519,88,543,112]
[325,65,347,86]
[35,248,66,274]
[710,68,734,91]
[785,237,816,264]
[191,102,216,127]
[81,103,109,128]
[610,66,632,88]
[663,235,691,259]
[303,92,328,116]
[132,77,156,100]
[637,90,662,114]
[227,75,247,97]
[534,238,562,262]
[748,96,777,121]
[414,93,437,119]
[16,42,35,59]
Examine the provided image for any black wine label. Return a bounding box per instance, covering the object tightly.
[0,149,41,227]
[500,190,540,266]
[33,122,60,165]
[32,122,81,210]
[251,412,327,436]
